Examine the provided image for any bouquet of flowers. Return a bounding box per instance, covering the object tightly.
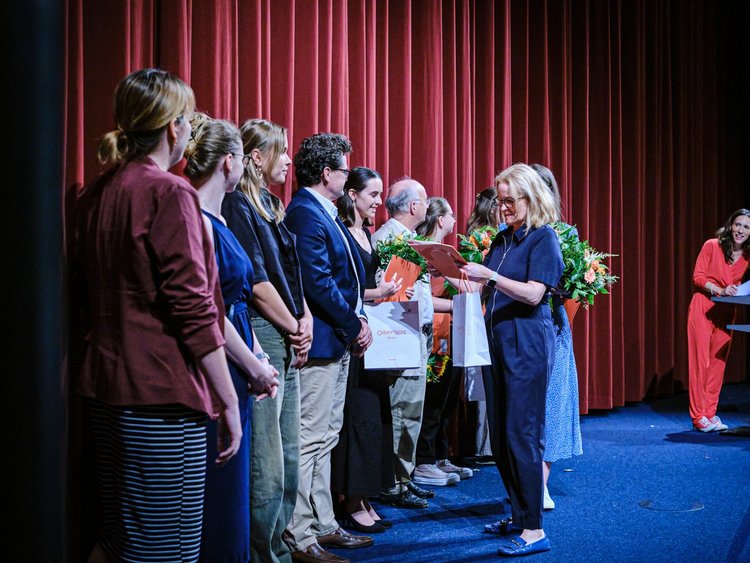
[376,233,429,280]
[553,222,618,308]
[426,352,451,383]
[457,225,502,263]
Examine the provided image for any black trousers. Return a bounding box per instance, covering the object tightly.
[415,367,460,465]
[483,340,550,530]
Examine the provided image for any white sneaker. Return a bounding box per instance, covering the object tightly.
[709,416,728,431]
[543,486,555,510]
[437,459,474,480]
[413,464,453,486]
[694,416,718,432]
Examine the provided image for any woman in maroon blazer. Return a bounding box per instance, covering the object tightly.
[69,68,241,563]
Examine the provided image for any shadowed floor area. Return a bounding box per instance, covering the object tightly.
[329,382,750,562]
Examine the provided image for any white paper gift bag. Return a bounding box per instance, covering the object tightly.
[451,291,491,367]
[364,301,421,370]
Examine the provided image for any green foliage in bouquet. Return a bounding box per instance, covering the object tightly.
[457,225,501,263]
[553,222,618,308]
[426,353,451,383]
[376,233,429,280]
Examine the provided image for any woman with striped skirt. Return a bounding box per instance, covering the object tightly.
[69,68,242,563]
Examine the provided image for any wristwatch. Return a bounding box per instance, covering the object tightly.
[255,352,271,362]
[486,272,499,288]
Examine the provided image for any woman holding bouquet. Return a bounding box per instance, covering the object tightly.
[461,163,563,557]
[687,208,750,431]
[530,164,583,510]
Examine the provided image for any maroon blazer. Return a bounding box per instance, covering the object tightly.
[69,157,225,416]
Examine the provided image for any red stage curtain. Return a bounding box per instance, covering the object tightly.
[63,0,749,413]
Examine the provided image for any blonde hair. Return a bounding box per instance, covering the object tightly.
[495,163,558,231]
[238,118,288,223]
[183,113,242,182]
[97,68,195,164]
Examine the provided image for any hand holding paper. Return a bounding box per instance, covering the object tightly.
[377,272,403,300]
[379,256,421,302]
[735,280,750,296]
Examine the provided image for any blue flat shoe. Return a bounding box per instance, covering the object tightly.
[484,518,522,535]
[497,536,551,556]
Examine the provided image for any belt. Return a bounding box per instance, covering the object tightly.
[227,301,248,322]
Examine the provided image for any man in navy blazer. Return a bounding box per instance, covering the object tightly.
[284,133,374,561]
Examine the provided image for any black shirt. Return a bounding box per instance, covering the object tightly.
[222,188,305,320]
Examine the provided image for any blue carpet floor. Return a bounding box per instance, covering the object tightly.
[330,382,750,562]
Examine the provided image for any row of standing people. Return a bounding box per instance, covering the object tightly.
[70,68,583,563]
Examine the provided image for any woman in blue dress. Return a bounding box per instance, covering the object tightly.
[185,115,279,562]
[531,164,583,511]
[462,163,563,557]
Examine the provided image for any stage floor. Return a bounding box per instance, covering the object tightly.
[332,382,750,562]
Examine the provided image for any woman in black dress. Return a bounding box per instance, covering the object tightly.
[331,166,401,533]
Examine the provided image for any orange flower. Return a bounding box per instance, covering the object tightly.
[469,235,478,247]
[591,259,600,269]
[481,234,491,248]
[584,268,596,283]
[597,265,606,275]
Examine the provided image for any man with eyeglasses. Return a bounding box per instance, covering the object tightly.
[284,133,374,562]
[371,177,437,508]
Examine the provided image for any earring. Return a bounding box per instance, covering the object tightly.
[255,164,263,182]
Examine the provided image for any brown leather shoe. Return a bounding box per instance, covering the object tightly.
[291,542,350,563]
[317,527,374,549]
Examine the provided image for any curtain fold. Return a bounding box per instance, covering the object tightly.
[63,0,749,413]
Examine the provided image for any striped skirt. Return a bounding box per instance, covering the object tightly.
[88,400,208,563]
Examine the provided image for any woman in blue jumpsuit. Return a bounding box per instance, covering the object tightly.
[462,163,563,557]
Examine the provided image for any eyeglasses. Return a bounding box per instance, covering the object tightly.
[496,196,527,207]
[332,167,350,177]
[231,153,252,166]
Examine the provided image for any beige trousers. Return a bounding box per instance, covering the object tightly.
[390,329,430,484]
[285,354,350,551]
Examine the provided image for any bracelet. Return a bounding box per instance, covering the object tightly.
[255,352,271,362]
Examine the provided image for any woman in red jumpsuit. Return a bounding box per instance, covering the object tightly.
[688,208,750,431]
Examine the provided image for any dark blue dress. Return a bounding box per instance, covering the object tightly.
[201,211,254,563]
[481,223,563,531]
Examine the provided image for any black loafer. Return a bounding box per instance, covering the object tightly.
[406,480,436,499]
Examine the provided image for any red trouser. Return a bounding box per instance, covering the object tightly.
[687,293,734,424]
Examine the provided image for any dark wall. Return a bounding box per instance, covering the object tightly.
[0,0,65,560]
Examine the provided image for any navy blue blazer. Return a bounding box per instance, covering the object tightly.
[284,188,366,361]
